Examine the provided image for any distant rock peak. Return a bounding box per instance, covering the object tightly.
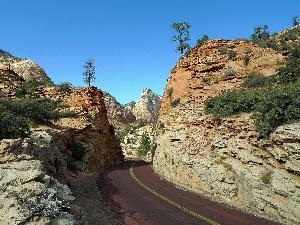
[0,49,50,82]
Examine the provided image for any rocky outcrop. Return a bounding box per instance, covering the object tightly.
[132,88,161,123]
[42,86,124,172]
[0,138,80,224]
[0,85,124,224]
[153,39,299,224]
[159,39,285,113]
[0,49,50,82]
[103,91,136,128]
[103,88,161,127]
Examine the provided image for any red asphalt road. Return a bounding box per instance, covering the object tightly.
[98,160,281,225]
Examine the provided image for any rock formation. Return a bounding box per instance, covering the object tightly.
[41,86,124,172]
[103,91,136,128]
[153,39,300,224]
[0,49,124,224]
[103,88,161,127]
[132,88,161,123]
[0,49,49,82]
[103,88,160,158]
[0,138,80,224]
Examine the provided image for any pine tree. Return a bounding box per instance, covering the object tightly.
[82,59,95,86]
[171,22,191,54]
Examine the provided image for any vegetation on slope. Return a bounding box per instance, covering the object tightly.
[0,80,77,140]
[205,42,300,136]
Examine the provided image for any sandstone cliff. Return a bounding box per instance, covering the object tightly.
[42,86,124,172]
[153,39,300,224]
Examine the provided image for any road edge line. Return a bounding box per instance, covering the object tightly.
[130,162,220,225]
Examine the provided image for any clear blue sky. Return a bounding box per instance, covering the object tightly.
[1,1,299,104]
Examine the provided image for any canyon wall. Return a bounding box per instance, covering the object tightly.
[153,39,299,224]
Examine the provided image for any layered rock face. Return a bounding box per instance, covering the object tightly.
[0,49,49,82]
[43,86,124,172]
[153,39,300,224]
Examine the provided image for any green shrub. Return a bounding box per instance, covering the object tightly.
[242,71,268,88]
[202,76,210,83]
[261,172,272,184]
[244,48,252,54]
[56,82,73,93]
[166,87,173,98]
[205,81,300,136]
[6,98,62,123]
[228,50,237,60]
[275,43,300,84]
[204,88,261,117]
[170,98,181,107]
[0,110,30,139]
[0,98,77,140]
[14,80,43,98]
[69,140,85,160]
[196,35,209,46]
[223,69,236,78]
[219,46,228,55]
[137,132,151,157]
[243,55,251,67]
[253,83,300,136]
[59,109,77,118]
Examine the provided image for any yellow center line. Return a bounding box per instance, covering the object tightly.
[130,162,220,225]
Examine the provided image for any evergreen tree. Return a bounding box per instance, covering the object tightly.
[137,132,151,157]
[197,35,209,46]
[292,16,299,26]
[171,22,191,54]
[82,59,95,86]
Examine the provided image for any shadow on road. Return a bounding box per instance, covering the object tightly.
[97,159,148,224]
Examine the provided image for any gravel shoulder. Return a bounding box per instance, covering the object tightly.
[68,171,121,225]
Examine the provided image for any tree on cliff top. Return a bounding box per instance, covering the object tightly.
[171,22,191,55]
[82,59,95,86]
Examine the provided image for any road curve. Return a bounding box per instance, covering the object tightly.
[98,159,281,225]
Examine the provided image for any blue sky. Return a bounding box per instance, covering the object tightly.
[1,1,299,104]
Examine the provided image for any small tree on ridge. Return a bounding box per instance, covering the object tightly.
[82,59,95,86]
[171,22,191,54]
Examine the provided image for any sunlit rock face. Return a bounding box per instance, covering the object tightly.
[132,88,161,123]
[153,39,300,224]
[0,49,49,82]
